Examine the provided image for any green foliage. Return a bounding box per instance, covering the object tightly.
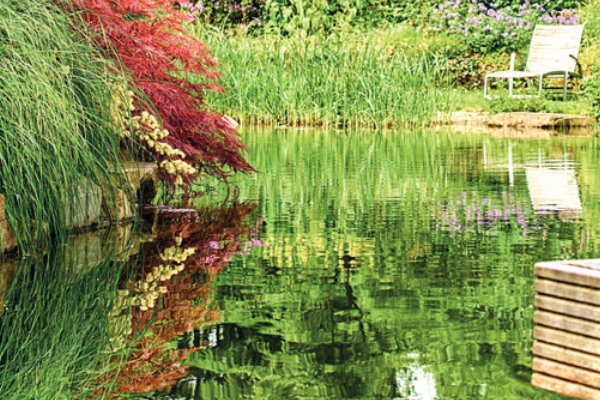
[192,26,454,128]
[585,77,600,120]
[0,0,125,247]
[581,1,600,120]
[261,0,425,34]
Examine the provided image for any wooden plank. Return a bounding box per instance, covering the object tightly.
[532,373,600,400]
[535,262,600,288]
[534,326,600,356]
[535,295,600,322]
[536,279,600,306]
[570,260,600,272]
[533,357,600,389]
[534,342,600,373]
[535,311,600,339]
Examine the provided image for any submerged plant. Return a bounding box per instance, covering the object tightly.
[63,0,255,194]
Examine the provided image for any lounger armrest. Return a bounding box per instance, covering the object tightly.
[569,54,582,77]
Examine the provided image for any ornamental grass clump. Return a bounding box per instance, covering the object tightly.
[0,0,124,246]
[64,0,255,194]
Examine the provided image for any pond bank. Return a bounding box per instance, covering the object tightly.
[0,162,158,253]
[438,111,597,138]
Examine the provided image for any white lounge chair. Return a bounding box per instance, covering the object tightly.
[484,25,584,100]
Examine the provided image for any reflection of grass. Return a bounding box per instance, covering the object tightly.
[0,1,124,247]
[0,242,133,400]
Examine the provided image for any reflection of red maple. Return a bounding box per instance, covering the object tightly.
[96,203,259,397]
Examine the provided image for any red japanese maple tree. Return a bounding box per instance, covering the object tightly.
[63,0,254,191]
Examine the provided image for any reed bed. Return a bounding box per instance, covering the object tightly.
[0,0,124,247]
[193,27,454,129]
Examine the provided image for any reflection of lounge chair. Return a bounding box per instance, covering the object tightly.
[484,25,584,100]
[526,167,582,213]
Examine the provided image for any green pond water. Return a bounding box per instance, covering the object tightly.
[2,128,600,399]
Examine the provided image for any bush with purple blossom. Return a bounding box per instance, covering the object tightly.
[178,0,265,27]
[432,0,584,53]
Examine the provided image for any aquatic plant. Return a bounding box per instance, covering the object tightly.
[193,27,453,128]
[64,0,255,193]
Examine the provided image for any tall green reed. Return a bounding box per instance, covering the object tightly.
[192,27,453,128]
[0,0,125,247]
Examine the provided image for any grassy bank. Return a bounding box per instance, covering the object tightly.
[194,26,454,128]
[0,0,125,247]
[187,0,600,127]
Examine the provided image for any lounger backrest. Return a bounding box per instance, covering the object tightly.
[526,25,584,73]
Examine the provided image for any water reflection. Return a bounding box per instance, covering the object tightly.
[124,130,600,400]
[0,225,139,399]
[103,203,260,396]
[3,130,600,400]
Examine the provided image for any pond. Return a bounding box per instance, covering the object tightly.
[2,128,599,399]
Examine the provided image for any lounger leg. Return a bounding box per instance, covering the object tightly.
[484,75,489,99]
[563,71,568,101]
[538,76,543,97]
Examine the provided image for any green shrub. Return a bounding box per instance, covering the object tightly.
[182,0,440,33]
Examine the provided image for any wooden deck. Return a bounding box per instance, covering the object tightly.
[533,260,600,400]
